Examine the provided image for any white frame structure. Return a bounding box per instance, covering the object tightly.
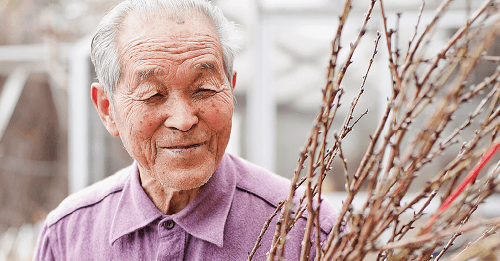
[68,36,93,193]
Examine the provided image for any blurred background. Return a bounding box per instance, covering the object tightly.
[0,0,499,260]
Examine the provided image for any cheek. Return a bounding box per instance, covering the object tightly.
[200,99,233,132]
[135,113,164,140]
[117,104,163,145]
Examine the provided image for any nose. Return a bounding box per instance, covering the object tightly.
[164,96,198,132]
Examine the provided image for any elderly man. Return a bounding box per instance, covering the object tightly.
[34,0,337,260]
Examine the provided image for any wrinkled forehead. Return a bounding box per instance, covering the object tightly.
[114,9,226,86]
[115,9,222,65]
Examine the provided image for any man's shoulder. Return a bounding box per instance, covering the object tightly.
[45,164,133,227]
[223,154,337,234]
[223,154,291,207]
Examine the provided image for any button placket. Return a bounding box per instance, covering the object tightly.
[157,219,184,260]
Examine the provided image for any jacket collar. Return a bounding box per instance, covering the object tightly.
[109,155,236,248]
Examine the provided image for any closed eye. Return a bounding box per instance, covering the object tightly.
[198,88,216,94]
[194,88,217,98]
[144,93,165,103]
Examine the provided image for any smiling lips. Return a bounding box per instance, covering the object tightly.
[164,142,205,153]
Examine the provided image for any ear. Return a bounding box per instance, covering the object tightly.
[91,83,119,137]
[231,71,237,90]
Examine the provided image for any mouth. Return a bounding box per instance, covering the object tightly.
[163,142,205,154]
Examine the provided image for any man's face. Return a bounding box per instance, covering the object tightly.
[109,13,233,190]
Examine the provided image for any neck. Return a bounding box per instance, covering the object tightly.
[139,169,200,215]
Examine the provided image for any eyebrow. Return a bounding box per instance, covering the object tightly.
[192,62,219,83]
[199,62,216,72]
[136,69,156,83]
[134,62,218,83]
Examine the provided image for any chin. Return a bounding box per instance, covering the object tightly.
[161,168,214,191]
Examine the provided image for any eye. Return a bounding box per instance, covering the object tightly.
[144,93,165,103]
[198,88,216,94]
[194,87,217,98]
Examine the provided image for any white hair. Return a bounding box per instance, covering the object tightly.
[90,0,238,96]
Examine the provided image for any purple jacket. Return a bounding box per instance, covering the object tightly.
[34,154,337,260]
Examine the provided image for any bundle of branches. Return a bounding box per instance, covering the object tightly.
[248,0,500,260]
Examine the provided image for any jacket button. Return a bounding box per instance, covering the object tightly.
[163,220,175,230]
